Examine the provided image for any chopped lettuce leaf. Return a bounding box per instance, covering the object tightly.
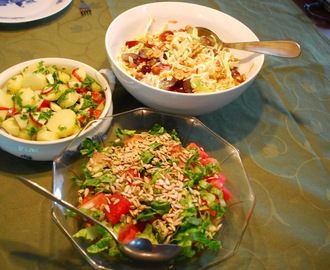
[137,200,171,221]
[80,137,102,157]
[170,129,181,143]
[149,123,166,135]
[136,223,158,244]
[116,128,136,139]
[87,235,112,253]
[73,226,99,241]
[149,142,163,150]
[141,150,154,164]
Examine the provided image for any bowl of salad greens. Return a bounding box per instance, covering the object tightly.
[0,58,115,161]
[52,107,256,270]
[105,2,264,116]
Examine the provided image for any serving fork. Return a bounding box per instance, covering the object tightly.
[80,0,91,16]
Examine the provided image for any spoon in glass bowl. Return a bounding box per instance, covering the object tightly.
[16,175,182,262]
[196,26,301,58]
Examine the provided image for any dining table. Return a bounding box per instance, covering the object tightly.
[0,0,329,269]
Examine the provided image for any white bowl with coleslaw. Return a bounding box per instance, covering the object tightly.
[105,2,264,115]
[0,58,115,161]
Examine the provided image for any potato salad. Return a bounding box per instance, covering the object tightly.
[118,25,246,93]
[0,61,106,141]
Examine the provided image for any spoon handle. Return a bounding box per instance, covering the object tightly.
[16,175,118,240]
[225,40,301,58]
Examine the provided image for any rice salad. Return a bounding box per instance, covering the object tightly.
[118,25,246,93]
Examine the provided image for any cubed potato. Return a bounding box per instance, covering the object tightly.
[58,70,71,83]
[58,90,80,108]
[91,82,103,92]
[0,110,8,122]
[0,90,14,108]
[72,68,86,82]
[37,129,60,141]
[46,109,76,137]
[67,80,82,89]
[15,88,36,108]
[72,123,81,135]
[22,63,40,75]
[25,118,38,131]
[22,72,47,90]
[6,74,23,94]
[50,102,62,112]
[13,113,29,129]
[1,118,20,137]
[18,129,34,140]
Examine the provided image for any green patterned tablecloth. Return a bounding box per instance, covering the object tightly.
[0,0,329,269]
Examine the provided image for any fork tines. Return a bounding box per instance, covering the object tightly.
[80,1,92,16]
[80,8,92,16]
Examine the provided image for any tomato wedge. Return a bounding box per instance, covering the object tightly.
[169,144,181,155]
[93,109,102,119]
[206,172,231,202]
[200,157,219,166]
[187,142,209,159]
[74,87,89,94]
[91,92,105,104]
[78,192,108,210]
[127,168,139,178]
[77,115,87,123]
[208,172,226,189]
[221,186,232,202]
[118,223,139,243]
[124,135,143,146]
[104,193,131,225]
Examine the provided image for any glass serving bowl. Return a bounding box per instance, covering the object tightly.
[52,108,256,270]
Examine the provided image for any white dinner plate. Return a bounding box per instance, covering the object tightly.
[0,0,72,23]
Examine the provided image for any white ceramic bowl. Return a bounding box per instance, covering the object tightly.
[105,2,264,116]
[0,58,115,161]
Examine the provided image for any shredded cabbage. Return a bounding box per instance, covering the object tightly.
[118,25,246,93]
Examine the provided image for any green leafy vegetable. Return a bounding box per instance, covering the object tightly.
[71,124,229,261]
[141,150,154,164]
[137,200,171,221]
[80,138,102,157]
[149,142,163,150]
[116,128,136,140]
[149,123,166,135]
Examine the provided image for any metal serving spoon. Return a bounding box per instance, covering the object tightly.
[16,176,182,262]
[196,26,301,58]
